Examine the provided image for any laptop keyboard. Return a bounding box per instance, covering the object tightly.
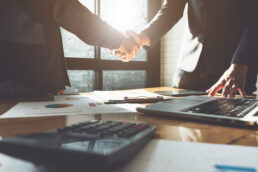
[57,121,152,138]
[181,98,258,117]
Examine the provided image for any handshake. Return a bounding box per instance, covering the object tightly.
[112,30,150,62]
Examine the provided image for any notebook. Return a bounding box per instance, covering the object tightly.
[137,96,258,126]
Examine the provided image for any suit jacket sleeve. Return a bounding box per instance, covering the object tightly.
[53,0,124,49]
[232,0,258,67]
[142,0,187,48]
[15,0,124,49]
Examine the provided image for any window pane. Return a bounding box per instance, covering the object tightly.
[65,70,95,94]
[61,0,95,58]
[103,70,146,90]
[100,0,148,61]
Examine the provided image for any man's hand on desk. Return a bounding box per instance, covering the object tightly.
[206,64,248,98]
[112,30,150,62]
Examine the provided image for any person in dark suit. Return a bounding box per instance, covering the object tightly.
[207,0,258,97]
[0,0,139,98]
[116,0,257,97]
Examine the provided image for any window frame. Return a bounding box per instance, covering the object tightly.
[65,0,161,90]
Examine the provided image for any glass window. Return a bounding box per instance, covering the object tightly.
[65,70,95,94]
[61,0,95,58]
[60,0,157,92]
[103,70,146,90]
[100,0,148,61]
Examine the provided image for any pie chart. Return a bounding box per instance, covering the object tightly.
[45,104,73,108]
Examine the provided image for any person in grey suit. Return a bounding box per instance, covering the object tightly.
[0,0,139,98]
[116,0,257,97]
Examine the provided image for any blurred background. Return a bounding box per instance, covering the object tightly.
[61,0,258,94]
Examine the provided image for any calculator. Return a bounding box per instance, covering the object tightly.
[0,120,156,171]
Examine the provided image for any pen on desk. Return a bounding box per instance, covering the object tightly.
[104,96,172,104]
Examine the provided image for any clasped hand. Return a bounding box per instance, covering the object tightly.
[112,30,150,62]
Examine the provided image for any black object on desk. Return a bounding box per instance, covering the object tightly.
[0,120,156,171]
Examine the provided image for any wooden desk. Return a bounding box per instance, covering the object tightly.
[0,87,257,147]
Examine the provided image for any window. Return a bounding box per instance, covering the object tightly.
[61,0,95,59]
[103,70,146,90]
[62,0,160,93]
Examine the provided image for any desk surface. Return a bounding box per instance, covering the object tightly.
[0,87,257,147]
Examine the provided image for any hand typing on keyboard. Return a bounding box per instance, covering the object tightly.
[207,64,248,98]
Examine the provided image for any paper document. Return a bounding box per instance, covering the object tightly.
[53,94,93,101]
[1,95,142,118]
[0,140,258,172]
[0,90,157,118]
[119,140,258,172]
[91,90,164,102]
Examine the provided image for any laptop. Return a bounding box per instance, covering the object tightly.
[137,96,258,126]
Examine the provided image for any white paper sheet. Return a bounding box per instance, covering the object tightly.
[0,140,258,172]
[53,95,93,101]
[0,97,142,118]
[54,94,144,114]
[91,90,164,102]
[118,140,258,172]
[0,90,158,118]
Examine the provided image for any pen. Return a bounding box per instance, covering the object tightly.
[104,96,172,104]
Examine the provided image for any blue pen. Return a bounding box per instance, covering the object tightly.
[215,164,256,172]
